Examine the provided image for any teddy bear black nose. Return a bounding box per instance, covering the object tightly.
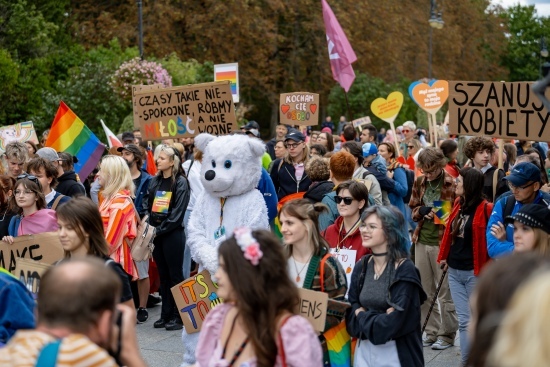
[205,170,216,181]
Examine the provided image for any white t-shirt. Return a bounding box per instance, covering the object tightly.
[182,159,204,212]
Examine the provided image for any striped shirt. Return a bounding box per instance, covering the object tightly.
[0,330,117,367]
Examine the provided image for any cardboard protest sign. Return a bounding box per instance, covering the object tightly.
[14,258,51,297]
[171,270,223,333]
[448,81,550,142]
[132,84,164,128]
[0,122,39,153]
[214,63,239,103]
[297,288,328,332]
[0,232,64,273]
[134,81,237,139]
[351,116,372,129]
[279,92,320,126]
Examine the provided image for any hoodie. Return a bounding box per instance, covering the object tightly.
[55,171,86,198]
[304,181,335,203]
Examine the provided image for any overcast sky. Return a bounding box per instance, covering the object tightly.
[496,0,550,16]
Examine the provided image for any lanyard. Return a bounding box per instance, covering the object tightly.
[336,218,362,251]
[219,197,227,227]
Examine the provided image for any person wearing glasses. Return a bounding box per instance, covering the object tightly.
[409,147,458,350]
[346,205,426,367]
[398,121,417,155]
[487,162,550,259]
[323,180,370,262]
[270,131,311,200]
[2,176,58,243]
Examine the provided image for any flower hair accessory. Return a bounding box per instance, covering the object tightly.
[234,227,263,266]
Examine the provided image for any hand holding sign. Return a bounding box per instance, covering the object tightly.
[370,91,404,155]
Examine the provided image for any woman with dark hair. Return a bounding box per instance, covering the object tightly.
[195,229,322,366]
[524,147,549,185]
[279,199,348,365]
[437,167,492,365]
[324,180,371,262]
[57,196,133,307]
[144,145,190,330]
[346,206,426,367]
[440,139,460,178]
[0,176,15,238]
[378,142,409,213]
[309,144,327,158]
[316,131,335,153]
[2,176,57,243]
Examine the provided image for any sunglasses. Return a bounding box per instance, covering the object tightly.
[17,174,39,185]
[407,145,414,149]
[335,196,354,205]
[402,129,411,133]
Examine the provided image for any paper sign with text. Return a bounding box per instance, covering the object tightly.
[171,270,223,333]
[14,258,51,297]
[448,81,550,142]
[297,288,328,332]
[0,232,64,273]
[134,81,237,139]
[351,116,372,129]
[280,92,320,126]
[330,248,356,296]
[132,84,164,128]
[409,80,449,113]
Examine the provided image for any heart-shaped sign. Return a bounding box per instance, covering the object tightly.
[281,104,290,114]
[408,79,449,113]
[370,91,404,124]
[310,104,317,114]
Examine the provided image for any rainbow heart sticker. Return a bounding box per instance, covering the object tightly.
[408,79,449,113]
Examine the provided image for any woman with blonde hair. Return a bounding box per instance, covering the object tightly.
[97,155,138,281]
[487,270,550,367]
[505,203,550,256]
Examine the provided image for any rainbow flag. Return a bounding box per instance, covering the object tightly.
[434,200,452,226]
[324,321,354,367]
[46,101,105,179]
[214,63,239,103]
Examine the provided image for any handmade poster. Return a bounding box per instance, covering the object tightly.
[0,122,39,153]
[297,288,328,332]
[134,81,237,139]
[448,81,550,142]
[371,91,404,155]
[214,63,239,103]
[14,258,51,297]
[351,116,372,129]
[132,84,164,128]
[330,248,356,296]
[433,200,452,226]
[152,191,172,213]
[0,232,63,273]
[171,270,223,333]
[279,92,320,126]
[409,80,449,114]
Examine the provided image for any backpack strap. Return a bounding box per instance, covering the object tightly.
[319,253,332,293]
[492,168,499,203]
[503,195,516,220]
[277,315,293,367]
[50,194,66,211]
[277,159,284,173]
[35,339,62,367]
[186,159,195,176]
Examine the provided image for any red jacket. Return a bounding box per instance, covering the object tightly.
[438,197,492,276]
[444,161,460,179]
[323,216,370,263]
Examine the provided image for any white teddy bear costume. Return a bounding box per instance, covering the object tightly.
[181,133,269,366]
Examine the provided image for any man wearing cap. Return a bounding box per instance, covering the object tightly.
[270,131,312,200]
[487,162,550,258]
[118,144,152,323]
[265,124,288,160]
[121,132,136,145]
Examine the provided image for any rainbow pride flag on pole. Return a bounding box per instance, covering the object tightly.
[46,101,105,179]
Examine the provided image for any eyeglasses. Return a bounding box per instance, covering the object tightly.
[507,181,536,191]
[14,189,34,196]
[335,196,354,205]
[422,168,440,175]
[285,142,302,149]
[359,223,380,233]
[17,174,39,185]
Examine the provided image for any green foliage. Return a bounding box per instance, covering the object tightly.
[161,54,214,86]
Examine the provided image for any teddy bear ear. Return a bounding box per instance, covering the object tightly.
[194,133,215,152]
[245,137,267,158]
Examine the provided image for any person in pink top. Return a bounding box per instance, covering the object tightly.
[195,228,322,367]
[2,175,57,243]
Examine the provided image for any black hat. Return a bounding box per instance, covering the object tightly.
[284,131,306,143]
[117,144,143,159]
[506,203,550,234]
[121,132,135,143]
[242,121,260,130]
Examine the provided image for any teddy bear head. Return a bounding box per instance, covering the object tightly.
[194,133,265,198]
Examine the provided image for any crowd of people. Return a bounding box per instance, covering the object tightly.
[0,119,549,367]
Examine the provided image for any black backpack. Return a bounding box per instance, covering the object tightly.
[403,168,415,204]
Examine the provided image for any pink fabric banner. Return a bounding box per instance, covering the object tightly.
[322,0,357,92]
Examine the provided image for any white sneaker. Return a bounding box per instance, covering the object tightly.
[431,339,453,350]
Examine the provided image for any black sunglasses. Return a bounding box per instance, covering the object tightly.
[334,196,354,205]
[17,174,39,185]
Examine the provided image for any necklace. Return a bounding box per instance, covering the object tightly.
[373,261,387,280]
[292,253,313,283]
[426,176,443,193]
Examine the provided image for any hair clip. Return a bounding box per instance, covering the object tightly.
[234,227,263,266]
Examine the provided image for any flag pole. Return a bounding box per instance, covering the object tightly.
[344,89,352,123]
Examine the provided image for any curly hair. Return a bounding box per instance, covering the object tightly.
[417,147,447,171]
[329,151,355,181]
[463,137,495,160]
[305,157,330,182]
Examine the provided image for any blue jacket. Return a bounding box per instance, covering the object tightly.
[257,168,278,224]
[486,190,550,258]
[134,170,152,217]
[0,271,35,344]
[318,191,338,231]
[388,167,408,213]
[46,191,71,210]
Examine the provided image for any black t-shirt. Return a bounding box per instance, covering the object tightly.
[0,211,15,238]
[149,176,173,226]
[132,173,142,195]
[447,201,479,271]
[104,257,134,303]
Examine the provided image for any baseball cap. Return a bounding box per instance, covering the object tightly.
[503,162,541,187]
[506,203,550,234]
[242,121,260,131]
[245,129,260,138]
[36,147,62,162]
[117,144,143,158]
[121,132,135,143]
[284,131,306,143]
[362,143,378,158]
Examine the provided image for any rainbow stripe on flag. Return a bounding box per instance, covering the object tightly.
[214,63,239,103]
[46,101,105,179]
[324,321,354,367]
[434,200,452,226]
